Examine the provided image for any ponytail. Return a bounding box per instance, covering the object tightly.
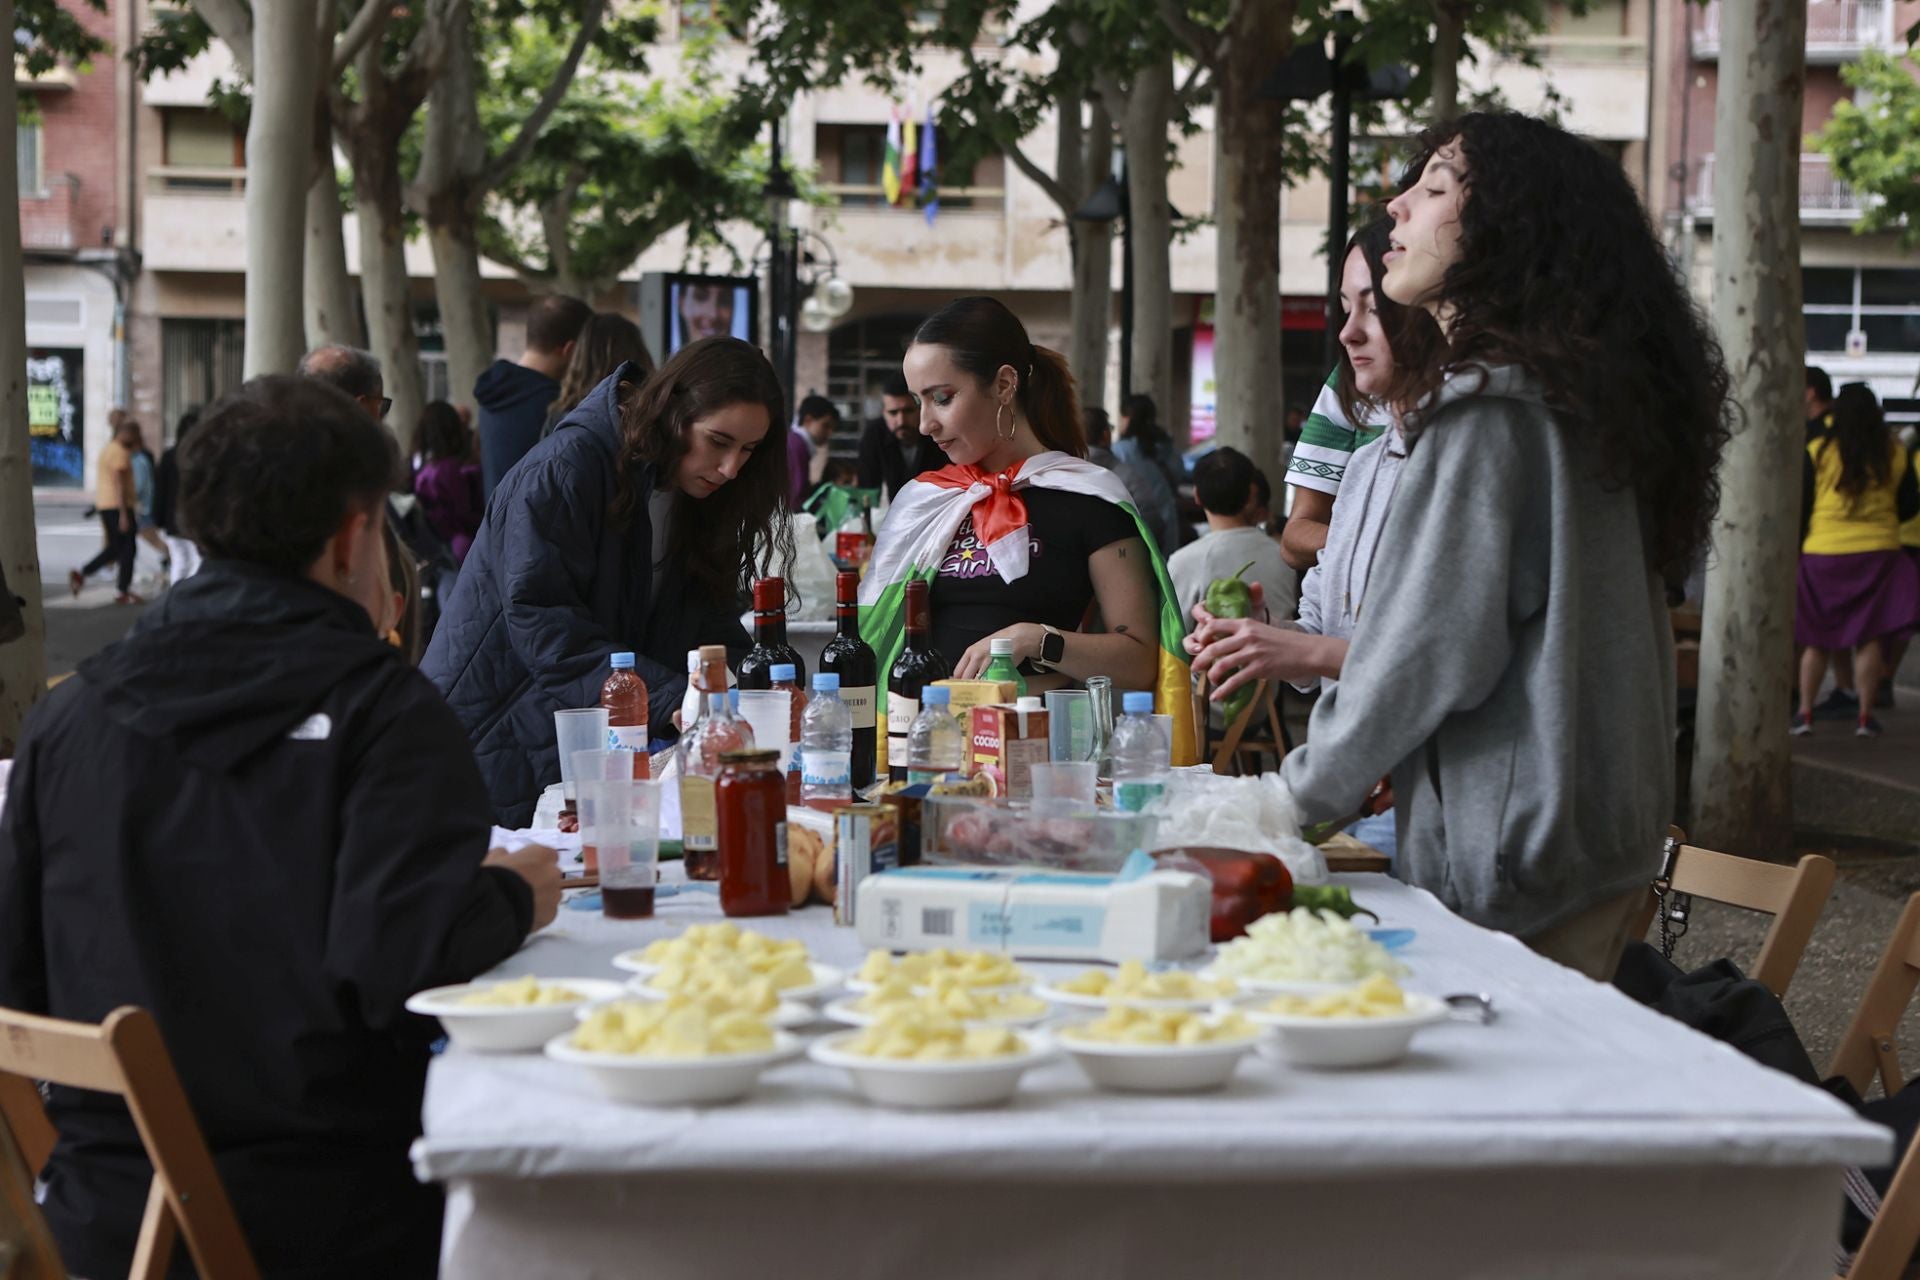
[1021,345,1085,457]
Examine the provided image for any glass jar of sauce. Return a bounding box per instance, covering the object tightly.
[716,748,788,918]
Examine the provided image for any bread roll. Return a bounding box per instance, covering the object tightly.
[812,831,837,905]
[787,824,824,907]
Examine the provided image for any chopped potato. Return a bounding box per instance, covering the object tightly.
[571,998,775,1057]
[458,976,585,1007]
[634,925,810,980]
[856,948,1028,989]
[840,1007,1025,1061]
[1057,961,1235,1001]
[1062,1006,1259,1046]
[851,972,1046,1024]
[1261,974,1413,1019]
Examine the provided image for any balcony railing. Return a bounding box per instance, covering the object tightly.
[819,181,1004,212]
[19,173,81,252]
[147,165,246,196]
[1686,154,1867,222]
[1692,0,1890,59]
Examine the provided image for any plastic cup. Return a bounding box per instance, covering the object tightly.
[555,708,611,795]
[1044,689,1095,762]
[1150,714,1174,767]
[571,750,634,875]
[584,779,661,921]
[1030,761,1097,812]
[738,690,794,773]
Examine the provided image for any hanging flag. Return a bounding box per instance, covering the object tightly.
[898,111,919,207]
[882,109,902,206]
[921,101,939,225]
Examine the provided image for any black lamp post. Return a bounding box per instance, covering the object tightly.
[762,117,802,424]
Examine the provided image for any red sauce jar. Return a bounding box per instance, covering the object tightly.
[716,748,789,918]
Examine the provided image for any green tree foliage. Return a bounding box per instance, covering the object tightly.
[16,0,106,76]
[1811,49,1920,246]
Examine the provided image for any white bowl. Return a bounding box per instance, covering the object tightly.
[544,1029,804,1105]
[613,986,819,1029]
[1200,969,1385,999]
[1032,980,1229,1013]
[807,1030,1054,1109]
[844,975,1032,998]
[1243,994,1448,1068]
[821,995,1053,1030]
[1055,1026,1265,1093]
[406,978,629,1053]
[630,962,845,1005]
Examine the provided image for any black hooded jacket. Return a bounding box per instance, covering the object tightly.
[0,560,530,1278]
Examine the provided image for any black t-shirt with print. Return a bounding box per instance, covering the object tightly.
[928,487,1140,663]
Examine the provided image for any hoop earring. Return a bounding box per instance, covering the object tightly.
[996,402,1017,441]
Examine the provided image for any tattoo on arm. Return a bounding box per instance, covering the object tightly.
[1116,546,1127,558]
[1115,625,1129,634]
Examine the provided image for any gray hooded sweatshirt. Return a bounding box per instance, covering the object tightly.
[1280,367,1674,939]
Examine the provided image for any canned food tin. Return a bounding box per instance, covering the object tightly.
[835,804,897,926]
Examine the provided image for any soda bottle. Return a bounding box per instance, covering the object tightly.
[905,685,964,785]
[769,661,807,804]
[599,651,651,780]
[980,637,1028,697]
[1110,691,1170,813]
[800,672,853,810]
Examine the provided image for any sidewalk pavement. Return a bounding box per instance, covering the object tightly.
[1790,673,1920,850]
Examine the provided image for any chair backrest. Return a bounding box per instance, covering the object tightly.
[1827,894,1920,1280]
[1191,675,1289,776]
[0,1005,259,1280]
[1632,831,1836,999]
[0,1098,64,1280]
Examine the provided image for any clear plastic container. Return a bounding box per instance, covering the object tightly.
[905,685,965,785]
[800,671,853,810]
[1110,691,1169,813]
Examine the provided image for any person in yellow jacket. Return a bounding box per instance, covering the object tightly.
[1794,383,1920,737]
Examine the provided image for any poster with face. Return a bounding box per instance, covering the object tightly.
[27,348,84,488]
[666,276,756,355]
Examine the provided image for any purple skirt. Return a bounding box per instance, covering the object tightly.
[1796,549,1920,649]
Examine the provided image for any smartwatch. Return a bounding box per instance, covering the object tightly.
[1036,624,1067,672]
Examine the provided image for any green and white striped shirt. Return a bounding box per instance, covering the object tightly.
[1285,369,1388,497]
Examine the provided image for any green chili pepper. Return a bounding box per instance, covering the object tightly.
[1291,884,1379,923]
[1205,561,1258,722]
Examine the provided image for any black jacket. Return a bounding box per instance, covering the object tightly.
[0,560,531,1279]
[475,358,559,498]
[422,365,750,826]
[857,418,943,499]
[153,445,184,536]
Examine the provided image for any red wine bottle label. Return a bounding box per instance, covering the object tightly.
[839,684,876,730]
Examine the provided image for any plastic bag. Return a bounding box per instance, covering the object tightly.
[1146,769,1329,886]
[787,512,837,621]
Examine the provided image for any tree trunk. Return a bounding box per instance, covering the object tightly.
[0,0,47,755]
[414,5,493,413]
[1124,51,1175,442]
[1211,6,1292,488]
[1058,96,1113,411]
[1689,0,1807,857]
[352,151,424,454]
[305,96,362,350]
[242,0,318,377]
[1432,1,1465,124]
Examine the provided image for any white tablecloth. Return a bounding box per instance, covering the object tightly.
[416,870,1888,1279]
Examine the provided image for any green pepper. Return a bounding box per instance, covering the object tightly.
[1291,884,1379,923]
[1204,560,1258,722]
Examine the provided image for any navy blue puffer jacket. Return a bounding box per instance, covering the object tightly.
[423,364,749,825]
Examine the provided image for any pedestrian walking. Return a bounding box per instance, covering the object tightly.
[69,416,143,604]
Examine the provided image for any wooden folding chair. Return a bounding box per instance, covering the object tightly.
[0,1005,259,1280]
[1631,827,1836,999]
[1826,894,1920,1280]
[1192,675,1292,776]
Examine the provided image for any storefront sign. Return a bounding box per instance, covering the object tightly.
[27,347,84,488]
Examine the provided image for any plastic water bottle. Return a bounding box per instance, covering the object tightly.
[1110,691,1169,813]
[906,685,965,785]
[800,672,853,810]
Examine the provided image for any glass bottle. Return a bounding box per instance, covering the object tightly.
[679,644,752,881]
[886,579,950,783]
[819,569,878,788]
[716,748,788,917]
[738,576,806,691]
[1086,675,1115,778]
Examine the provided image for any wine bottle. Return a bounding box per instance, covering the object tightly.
[737,576,806,691]
[886,579,950,783]
[819,570,879,788]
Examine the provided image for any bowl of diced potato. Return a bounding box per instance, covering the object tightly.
[1035,961,1238,1012]
[825,973,1053,1029]
[1237,976,1448,1068]
[807,1008,1054,1109]
[405,976,628,1053]
[546,998,802,1105]
[1055,1007,1267,1092]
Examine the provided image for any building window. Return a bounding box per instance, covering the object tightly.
[813,122,1002,211]
[17,120,43,196]
[1803,266,1920,355]
[160,108,244,192]
[160,318,245,439]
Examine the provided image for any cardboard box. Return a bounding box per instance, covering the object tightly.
[967,703,1049,800]
[854,864,1211,962]
[933,678,1019,719]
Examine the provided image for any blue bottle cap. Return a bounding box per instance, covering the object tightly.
[771,663,796,682]
[729,690,740,712]
[1122,691,1155,714]
[812,672,841,693]
[610,652,635,669]
[921,686,951,706]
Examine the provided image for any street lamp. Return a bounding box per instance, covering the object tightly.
[1262,20,1413,366]
[761,118,854,412]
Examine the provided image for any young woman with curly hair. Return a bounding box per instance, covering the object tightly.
[424,337,792,824]
[1191,112,1733,978]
